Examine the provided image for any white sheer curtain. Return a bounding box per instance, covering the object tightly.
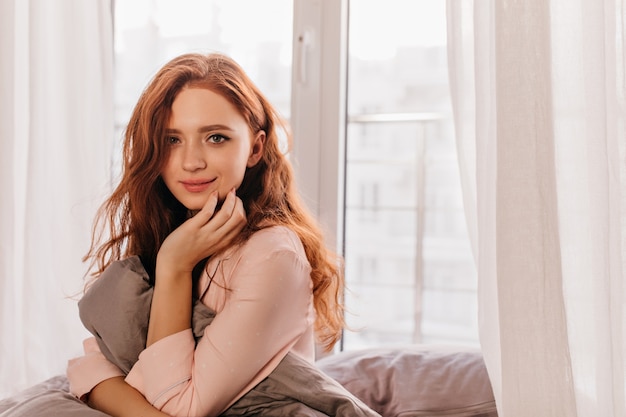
[0,0,113,397]
[447,1,626,416]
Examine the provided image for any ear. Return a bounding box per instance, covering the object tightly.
[247,130,265,167]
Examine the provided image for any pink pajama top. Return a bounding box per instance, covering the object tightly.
[67,226,316,417]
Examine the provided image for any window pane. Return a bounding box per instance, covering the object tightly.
[343,0,478,349]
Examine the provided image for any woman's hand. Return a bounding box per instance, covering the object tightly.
[147,189,245,346]
[156,188,246,277]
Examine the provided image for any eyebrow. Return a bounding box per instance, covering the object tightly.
[165,124,235,134]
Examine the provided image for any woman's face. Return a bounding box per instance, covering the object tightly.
[161,87,264,210]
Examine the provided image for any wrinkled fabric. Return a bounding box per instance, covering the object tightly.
[75,249,380,416]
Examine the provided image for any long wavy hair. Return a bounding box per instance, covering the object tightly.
[84,52,345,350]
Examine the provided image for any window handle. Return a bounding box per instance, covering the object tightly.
[298,29,314,84]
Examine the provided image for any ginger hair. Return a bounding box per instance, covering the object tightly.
[84,53,345,351]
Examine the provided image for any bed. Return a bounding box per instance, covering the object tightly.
[0,257,497,416]
[0,345,497,417]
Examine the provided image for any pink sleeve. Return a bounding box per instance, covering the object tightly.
[125,244,314,417]
[66,337,125,400]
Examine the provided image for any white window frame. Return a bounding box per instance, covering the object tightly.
[290,0,348,255]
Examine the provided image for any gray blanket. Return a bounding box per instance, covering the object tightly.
[0,256,379,417]
[80,256,378,416]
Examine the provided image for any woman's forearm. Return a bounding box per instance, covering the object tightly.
[146,190,244,347]
[146,269,193,346]
[87,376,170,417]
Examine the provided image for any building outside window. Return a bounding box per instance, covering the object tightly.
[342,0,478,348]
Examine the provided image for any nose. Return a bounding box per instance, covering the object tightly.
[182,141,207,172]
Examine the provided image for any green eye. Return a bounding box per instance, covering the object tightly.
[208,134,228,144]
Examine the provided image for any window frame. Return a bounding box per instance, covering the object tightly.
[290,0,349,256]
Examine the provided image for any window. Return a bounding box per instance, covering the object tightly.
[290,0,479,350]
[343,0,478,348]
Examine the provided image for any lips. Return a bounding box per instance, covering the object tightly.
[180,178,214,193]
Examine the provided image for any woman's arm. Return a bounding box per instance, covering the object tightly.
[147,270,193,346]
[67,341,168,416]
[147,189,245,346]
[88,377,170,417]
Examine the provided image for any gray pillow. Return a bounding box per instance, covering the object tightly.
[317,346,498,417]
[78,256,214,374]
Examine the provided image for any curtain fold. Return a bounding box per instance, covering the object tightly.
[447,0,626,416]
[0,0,113,397]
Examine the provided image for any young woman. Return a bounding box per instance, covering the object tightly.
[67,52,345,417]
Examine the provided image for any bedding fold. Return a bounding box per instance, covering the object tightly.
[77,256,380,417]
[2,256,379,417]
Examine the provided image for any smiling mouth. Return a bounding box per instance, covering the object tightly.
[180,179,214,193]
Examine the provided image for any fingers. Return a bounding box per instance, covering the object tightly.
[211,190,246,234]
[207,188,243,225]
[160,189,246,268]
[193,190,219,224]
[192,188,242,226]
[194,191,245,256]
[224,190,246,225]
[217,188,238,218]
[220,196,246,237]
[191,189,244,237]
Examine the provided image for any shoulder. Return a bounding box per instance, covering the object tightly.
[230,226,312,293]
[223,225,311,276]
[243,225,306,259]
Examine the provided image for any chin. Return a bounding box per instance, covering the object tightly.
[181,199,207,212]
